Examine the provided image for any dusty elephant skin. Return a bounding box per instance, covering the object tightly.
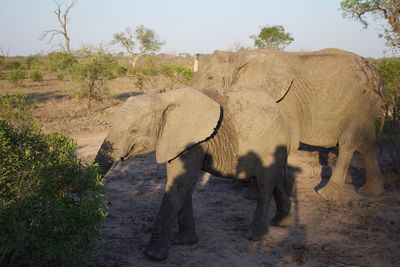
[95,88,294,260]
[191,48,385,201]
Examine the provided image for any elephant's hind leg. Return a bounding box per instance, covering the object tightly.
[357,144,384,196]
[317,142,355,201]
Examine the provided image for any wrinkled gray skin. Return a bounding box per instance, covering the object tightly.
[191,48,385,201]
[95,88,295,260]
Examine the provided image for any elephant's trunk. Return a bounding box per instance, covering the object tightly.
[94,139,115,176]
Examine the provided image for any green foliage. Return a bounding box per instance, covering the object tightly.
[134,25,165,54]
[340,0,400,53]
[376,58,400,123]
[0,96,106,266]
[135,58,194,81]
[251,25,294,50]
[9,69,26,86]
[47,51,77,77]
[30,70,43,82]
[113,28,136,54]
[113,25,165,68]
[5,61,22,70]
[158,63,194,81]
[0,94,33,130]
[25,55,41,70]
[70,49,120,108]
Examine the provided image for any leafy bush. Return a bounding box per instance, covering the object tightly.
[30,70,43,82]
[134,58,194,82]
[70,49,121,108]
[9,69,26,86]
[159,63,194,81]
[0,94,33,130]
[0,95,106,266]
[5,61,22,70]
[25,56,41,70]
[56,71,65,81]
[377,58,400,126]
[116,65,128,76]
[47,52,77,80]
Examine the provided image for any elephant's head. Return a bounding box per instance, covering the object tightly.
[95,88,221,175]
[191,49,295,102]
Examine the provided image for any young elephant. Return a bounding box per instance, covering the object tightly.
[95,87,295,260]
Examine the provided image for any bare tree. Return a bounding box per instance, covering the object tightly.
[40,0,76,52]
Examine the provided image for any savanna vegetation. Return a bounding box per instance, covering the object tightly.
[1,0,399,266]
[0,95,106,266]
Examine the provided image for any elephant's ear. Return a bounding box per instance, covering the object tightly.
[234,50,295,101]
[156,88,221,163]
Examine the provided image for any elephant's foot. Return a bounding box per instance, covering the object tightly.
[316,182,342,201]
[245,224,269,241]
[358,180,384,196]
[272,205,294,227]
[173,230,199,246]
[143,241,169,261]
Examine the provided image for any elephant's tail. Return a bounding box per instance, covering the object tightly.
[377,105,386,154]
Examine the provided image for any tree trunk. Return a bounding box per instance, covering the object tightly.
[129,54,143,69]
[65,34,71,52]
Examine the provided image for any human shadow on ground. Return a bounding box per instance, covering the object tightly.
[91,144,305,265]
[235,149,304,265]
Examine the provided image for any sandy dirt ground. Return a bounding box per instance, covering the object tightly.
[2,77,399,266]
[78,129,400,267]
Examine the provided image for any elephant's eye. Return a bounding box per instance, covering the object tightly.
[120,157,125,162]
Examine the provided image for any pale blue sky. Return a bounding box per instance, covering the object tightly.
[0,0,389,57]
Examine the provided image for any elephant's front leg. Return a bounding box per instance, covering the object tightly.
[173,194,199,245]
[143,147,203,261]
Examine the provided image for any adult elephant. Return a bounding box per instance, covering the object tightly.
[95,88,295,260]
[190,48,384,201]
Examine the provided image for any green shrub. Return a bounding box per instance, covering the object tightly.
[30,70,43,82]
[70,49,120,108]
[9,69,26,86]
[56,71,65,81]
[116,65,128,77]
[376,58,400,126]
[5,61,22,70]
[0,94,33,130]
[0,95,106,266]
[25,56,41,70]
[47,52,77,76]
[134,59,194,82]
[159,63,194,81]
